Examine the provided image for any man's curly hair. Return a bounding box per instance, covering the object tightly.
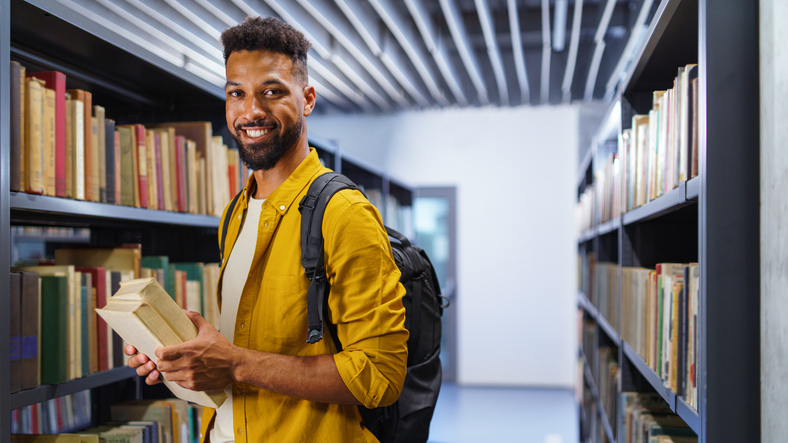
[221,16,312,85]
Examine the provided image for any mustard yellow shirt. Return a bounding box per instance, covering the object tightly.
[201,148,408,442]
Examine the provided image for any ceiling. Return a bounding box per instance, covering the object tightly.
[55,0,660,113]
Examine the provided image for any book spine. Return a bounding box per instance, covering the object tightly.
[65,95,73,198]
[54,73,67,198]
[136,125,149,209]
[20,271,40,389]
[10,273,22,393]
[115,131,121,205]
[73,101,85,201]
[91,116,100,203]
[105,119,116,204]
[26,78,45,194]
[83,92,94,202]
[95,106,107,203]
[43,87,56,196]
[156,134,165,210]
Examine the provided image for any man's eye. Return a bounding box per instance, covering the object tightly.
[228,90,243,98]
[264,89,281,97]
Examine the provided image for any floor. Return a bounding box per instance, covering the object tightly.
[428,383,578,443]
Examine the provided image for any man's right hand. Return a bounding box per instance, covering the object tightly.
[125,345,163,385]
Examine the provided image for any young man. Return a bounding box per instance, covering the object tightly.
[126,16,408,442]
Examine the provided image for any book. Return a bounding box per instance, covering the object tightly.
[96,278,227,408]
[10,61,24,191]
[10,273,22,393]
[80,272,91,376]
[19,271,41,389]
[186,140,198,214]
[90,116,100,203]
[141,256,170,295]
[67,90,88,201]
[26,77,45,194]
[28,71,67,197]
[105,118,117,204]
[155,133,165,210]
[111,401,172,443]
[118,125,134,206]
[65,93,73,198]
[77,267,109,372]
[42,87,56,196]
[115,130,122,204]
[94,105,106,202]
[174,135,186,212]
[40,275,69,384]
[67,89,93,201]
[145,130,158,210]
[10,435,83,442]
[55,245,141,279]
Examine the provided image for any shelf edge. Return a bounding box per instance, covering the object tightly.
[622,341,676,410]
[10,367,136,410]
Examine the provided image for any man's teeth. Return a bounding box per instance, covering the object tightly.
[246,128,270,137]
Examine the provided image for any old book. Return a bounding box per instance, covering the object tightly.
[10,61,24,191]
[105,119,117,204]
[145,130,159,210]
[10,273,22,393]
[154,133,165,210]
[67,89,92,201]
[65,93,73,198]
[186,140,198,214]
[174,135,186,212]
[29,71,66,197]
[94,106,106,202]
[42,87,56,196]
[55,245,141,279]
[118,126,134,206]
[111,401,173,443]
[97,278,227,408]
[40,274,69,384]
[67,91,88,201]
[212,136,231,216]
[118,124,148,208]
[26,77,45,194]
[77,267,109,372]
[90,117,100,203]
[19,271,40,389]
[152,129,174,212]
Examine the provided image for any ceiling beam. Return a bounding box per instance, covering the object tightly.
[333,0,433,107]
[475,0,508,106]
[540,0,551,104]
[561,0,584,103]
[193,0,239,28]
[403,0,468,106]
[507,0,530,105]
[293,0,412,108]
[603,0,654,100]
[366,0,450,106]
[162,0,222,40]
[584,0,616,100]
[439,0,489,105]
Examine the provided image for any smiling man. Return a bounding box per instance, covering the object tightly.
[125,16,408,443]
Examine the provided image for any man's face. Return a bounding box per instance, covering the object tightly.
[225,49,314,171]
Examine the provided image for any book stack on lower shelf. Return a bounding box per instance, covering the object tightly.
[620,393,697,443]
[9,62,248,217]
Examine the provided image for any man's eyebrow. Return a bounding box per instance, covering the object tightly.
[225,79,286,89]
[225,80,241,88]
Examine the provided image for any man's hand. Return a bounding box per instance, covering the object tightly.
[154,310,238,392]
[125,345,163,386]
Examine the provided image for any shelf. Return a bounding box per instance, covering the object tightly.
[582,359,616,443]
[597,218,621,237]
[577,291,593,315]
[578,291,620,347]
[577,228,596,244]
[10,367,136,410]
[622,182,694,225]
[13,235,91,243]
[676,396,700,435]
[685,176,700,200]
[622,341,676,409]
[10,192,220,228]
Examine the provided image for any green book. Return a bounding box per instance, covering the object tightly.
[171,262,205,315]
[141,255,169,294]
[81,272,90,376]
[40,275,69,384]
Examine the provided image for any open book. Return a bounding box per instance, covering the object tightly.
[96,277,226,409]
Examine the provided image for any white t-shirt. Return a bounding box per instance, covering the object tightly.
[210,196,265,442]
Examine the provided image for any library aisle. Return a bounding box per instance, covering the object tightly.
[428,383,577,443]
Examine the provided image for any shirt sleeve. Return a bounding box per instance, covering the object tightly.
[323,190,409,409]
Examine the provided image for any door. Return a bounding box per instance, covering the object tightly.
[414,187,457,381]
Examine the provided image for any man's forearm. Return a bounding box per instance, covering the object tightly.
[233,347,361,405]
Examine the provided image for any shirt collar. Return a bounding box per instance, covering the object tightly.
[241,147,326,216]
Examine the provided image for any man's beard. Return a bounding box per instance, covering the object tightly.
[232,117,303,171]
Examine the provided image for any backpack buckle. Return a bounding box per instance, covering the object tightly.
[299,195,318,212]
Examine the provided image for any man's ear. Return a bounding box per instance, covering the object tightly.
[303,85,317,117]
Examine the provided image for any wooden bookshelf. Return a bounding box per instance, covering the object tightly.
[577,0,760,441]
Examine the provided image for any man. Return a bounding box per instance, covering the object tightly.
[126,16,408,442]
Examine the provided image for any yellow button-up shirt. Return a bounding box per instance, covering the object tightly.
[201,148,408,442]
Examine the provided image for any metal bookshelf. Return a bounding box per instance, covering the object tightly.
[577,0,759,441]
[0,1,415,440]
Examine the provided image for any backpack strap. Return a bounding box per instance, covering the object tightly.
[298,172,359,344]
[220,190,243,262]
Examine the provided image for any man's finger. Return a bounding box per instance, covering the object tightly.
[124,345,137,356]
[155,345,182,361]
[185,310,210,331]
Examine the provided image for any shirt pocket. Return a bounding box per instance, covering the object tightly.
[258,274,310,348]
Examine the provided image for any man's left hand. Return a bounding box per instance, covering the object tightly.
[155,310,238,392]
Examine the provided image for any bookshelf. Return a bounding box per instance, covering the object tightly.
[0,0,414,440]
[576,0,759,441]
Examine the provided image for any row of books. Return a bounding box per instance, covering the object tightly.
[576,185,595,235]
[594,262,621,335]
[9,61,249,216]
[12,226,91,240]
[623,64,699,211]
[8,246,220,393]
[620,393,697,443]
[597,347,619,437]
[594,153,622,225]
[621,263,700,411]
[12,397,204,443]
[10,391,91,436]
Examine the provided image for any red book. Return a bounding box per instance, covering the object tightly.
[175,135,186,212]
[228,163,237,198]
[155,133,165,210]
[133,124,149,209]
[29,71,67,197]
[76,267,108,372]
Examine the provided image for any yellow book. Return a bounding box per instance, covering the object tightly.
[96,278,227,409]
[43,87,56,196]
[54,245,141,279]
[145,130,158,210]
[90,116,100,202]
[26,77,45,194]
[149,128,174,212]
[94,105,106,202]
[670,281,684,393]
[71,98,85,200]
[65,93,73,198]
[111,401,171,443]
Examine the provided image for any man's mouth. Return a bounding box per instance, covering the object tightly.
[244,127,272,138]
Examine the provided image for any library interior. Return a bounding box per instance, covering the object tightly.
[1,0,781,442]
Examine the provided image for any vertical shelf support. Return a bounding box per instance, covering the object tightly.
[1,0,11,436]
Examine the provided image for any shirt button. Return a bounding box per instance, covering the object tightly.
[264,222,268,228]
[279,205,286,211]
[240,322,245,330]
[237,427,243,435]
[237,214,241,220]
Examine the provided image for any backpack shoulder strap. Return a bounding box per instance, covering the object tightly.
[298,172,359,344]
[220,190,243,262]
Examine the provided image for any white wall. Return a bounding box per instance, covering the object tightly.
[761,0,788,439]
[308,105,579,388]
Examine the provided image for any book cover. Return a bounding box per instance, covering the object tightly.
[90,116,100,203]
[110,271,122,369]
[145,130,158,210]
[186,140,198,214]
[26,77,45,194]
[29,71,66,197]
[42,87,56,197]
[80,273,90,376]
[67,91,87,201]
[19,271,40,389]
[118,126,134,206]
[105,118,116,204]
[65,93,73,198]
[150,128,174,212]
[94,106,106,202]
[10,273,22,393]
[174,136,186,212]
[97,278,227,409]
[40,275,69,384]
[10,61,24,192]
[66,89,93,201]
[155,133,165,210]
[111,401,172,443]
[77,267,109,372]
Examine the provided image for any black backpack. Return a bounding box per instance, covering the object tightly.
[220,172,445,443]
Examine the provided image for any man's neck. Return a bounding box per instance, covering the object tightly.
[251,140,310,199]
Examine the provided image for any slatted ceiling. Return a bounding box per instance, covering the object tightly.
[59,0,655,112]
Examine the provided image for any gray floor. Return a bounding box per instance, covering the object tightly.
[428,383,578,443]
